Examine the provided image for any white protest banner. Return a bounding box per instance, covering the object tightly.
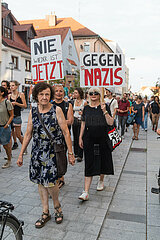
[31,35,64,82]
[80,53,125,87]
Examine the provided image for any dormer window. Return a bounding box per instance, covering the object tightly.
[4,26,12,39]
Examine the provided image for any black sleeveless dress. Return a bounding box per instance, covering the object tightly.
[82,104,114,177]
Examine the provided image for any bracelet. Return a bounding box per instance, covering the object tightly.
[68,152,74,155]
[103,111,108,115]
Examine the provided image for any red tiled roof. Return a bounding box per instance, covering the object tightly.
[2,30,31,54]
[67,58,77,66]
[19,17,98,37]
[2,6,19,25]
[2,6,11,18]
[14,24,33,32]
[36,27,70,43]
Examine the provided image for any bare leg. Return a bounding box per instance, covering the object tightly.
[15,126,23,144]
[38,184,49,213]
[84,176,93,193]
[100,174,104,182]
[133,124,136,137]
[3,141,12,162]
[136,124,140,138]
[47,183,60,208]
[47,183,62,222]
[12,128,17,144]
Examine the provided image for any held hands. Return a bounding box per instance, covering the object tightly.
[17,155,23,167]
[68,154,75,166]
[79,137,83,149]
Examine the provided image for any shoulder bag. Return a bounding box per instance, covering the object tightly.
[107,125,122,152]
[37,108,67,178]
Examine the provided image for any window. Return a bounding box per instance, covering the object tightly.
[68,45,72,56]
[84,42,90,52]
[11,56,18,69]
[4,27,12,39]
[25,60,31,72]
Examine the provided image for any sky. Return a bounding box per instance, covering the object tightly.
[3,0,160,92]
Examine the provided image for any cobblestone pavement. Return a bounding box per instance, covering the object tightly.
[0,109,159,239]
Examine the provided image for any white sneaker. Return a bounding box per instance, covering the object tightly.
[78,191,89,201]
[97,180,104,191]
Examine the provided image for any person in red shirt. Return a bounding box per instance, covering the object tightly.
[117,93,130,138]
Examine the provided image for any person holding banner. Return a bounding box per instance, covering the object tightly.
[79,87,114,201]
[17,82,75,227]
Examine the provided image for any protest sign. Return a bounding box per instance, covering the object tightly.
[80,53,125,87]
[31,35,64,82]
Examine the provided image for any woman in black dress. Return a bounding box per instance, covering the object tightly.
[79,87,114,201]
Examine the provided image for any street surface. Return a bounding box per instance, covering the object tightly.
[0,109,160,240]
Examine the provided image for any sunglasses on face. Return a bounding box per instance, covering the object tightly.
[89,91,100,96]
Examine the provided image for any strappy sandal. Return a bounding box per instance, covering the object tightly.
[55,204,63,224]
[135,136,138,140]
[132,136,135,140]
[35,211,51,229]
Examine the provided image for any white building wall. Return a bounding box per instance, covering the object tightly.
[1,45,31,91]
[62,28,79,75]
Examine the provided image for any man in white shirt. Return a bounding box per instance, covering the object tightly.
[105,88,118,120]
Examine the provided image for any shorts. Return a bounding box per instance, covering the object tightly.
[0,126,11,145]
[12,116,22,127]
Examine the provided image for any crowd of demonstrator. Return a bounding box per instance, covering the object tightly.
[0,81,159,228]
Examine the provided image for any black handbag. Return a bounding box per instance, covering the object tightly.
[107,126,122,152]
[37,108,67,177]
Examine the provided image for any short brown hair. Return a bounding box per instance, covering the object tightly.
[32,82,54,102]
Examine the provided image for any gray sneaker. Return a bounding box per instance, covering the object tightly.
[2,161,11,169]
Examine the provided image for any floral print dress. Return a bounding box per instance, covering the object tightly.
[30,105,63,187]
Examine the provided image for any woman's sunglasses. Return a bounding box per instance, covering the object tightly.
[89,91,100,96]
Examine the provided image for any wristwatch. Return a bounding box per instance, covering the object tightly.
[68,152,74,155]
[104,111,109,115]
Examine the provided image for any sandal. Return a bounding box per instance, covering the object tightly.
[132,136,135,140]
[35,211,51,228]
[135,136,138,140]
[58,180,65,189]
[55,204,63,224]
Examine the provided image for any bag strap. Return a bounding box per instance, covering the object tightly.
[37,108,54,143]
[109,98,114,108]
[5,99,10,117]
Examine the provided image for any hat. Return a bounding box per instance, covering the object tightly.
[105,88,114,94]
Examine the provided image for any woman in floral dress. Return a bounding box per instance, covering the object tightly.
[17,82,75,228]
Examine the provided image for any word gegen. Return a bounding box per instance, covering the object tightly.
[82,53,124,86]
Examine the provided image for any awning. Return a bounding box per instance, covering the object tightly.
[67,58,77,66]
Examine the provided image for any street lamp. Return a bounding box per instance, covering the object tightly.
[9,62,15,81]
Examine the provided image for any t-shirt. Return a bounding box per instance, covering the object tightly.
[0,99,13,125]
[151,101,159,114]
[105,98,118,117]
[117,100,130,116]
[133,102,144,118]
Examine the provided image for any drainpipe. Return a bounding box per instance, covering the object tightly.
[94,36,100,52]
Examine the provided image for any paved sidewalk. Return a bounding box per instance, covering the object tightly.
[0,110,159,239]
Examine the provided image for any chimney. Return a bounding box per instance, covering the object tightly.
[2,2,8,9]
[46,12,57,27]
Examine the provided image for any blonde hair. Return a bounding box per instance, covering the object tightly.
[10,80,20,86]
[88,87,101,104]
